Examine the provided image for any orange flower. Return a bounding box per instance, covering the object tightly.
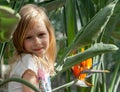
[71,48,109,87]
[72,48,92,80]
[72,58,92,80]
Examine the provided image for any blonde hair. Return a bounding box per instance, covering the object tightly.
[12,4,57,75]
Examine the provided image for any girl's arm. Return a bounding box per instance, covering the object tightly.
[22,69,38,92]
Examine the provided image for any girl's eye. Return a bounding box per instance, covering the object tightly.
[38,33,46,37]
[25,36,32,39]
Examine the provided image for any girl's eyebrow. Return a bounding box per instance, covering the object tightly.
[25,32,33,36]
[25,30,46,36]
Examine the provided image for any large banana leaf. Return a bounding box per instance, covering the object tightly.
[0,5,20,42]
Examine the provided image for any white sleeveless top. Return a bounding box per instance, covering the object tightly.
[8,54,51,92]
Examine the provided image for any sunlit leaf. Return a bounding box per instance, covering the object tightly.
[0,5,20,42]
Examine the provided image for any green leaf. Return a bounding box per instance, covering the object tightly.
[79,0,95,24]
[0,78,39,92]
[0,5,21,42]
[108,59,120,92]
[65,0,77,44]
[56,0,118,67]
[39,0,66,12]
[52,79,77,92]
[92,0,108,9]
[73,0,117,49]
[114,74,120,92]
[56,43,118,74]
[111,31,120,40]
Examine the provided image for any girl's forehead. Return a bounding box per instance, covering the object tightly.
[35,18,45,28]
[26,18,47,34]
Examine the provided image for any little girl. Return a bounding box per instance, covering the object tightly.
[8,4,57,92]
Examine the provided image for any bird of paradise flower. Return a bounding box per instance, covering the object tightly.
[71,48,109,87]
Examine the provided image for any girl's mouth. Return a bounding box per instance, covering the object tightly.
[33,48,42,51]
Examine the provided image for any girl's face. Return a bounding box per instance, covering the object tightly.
[23,19,49,57]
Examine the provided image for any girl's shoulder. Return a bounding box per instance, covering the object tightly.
[20,53,37,65]
[10,53,38,77]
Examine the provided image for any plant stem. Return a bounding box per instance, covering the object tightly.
[0,78,39,92]
[52,80,77,92]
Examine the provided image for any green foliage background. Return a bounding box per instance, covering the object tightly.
[0,0,120,92]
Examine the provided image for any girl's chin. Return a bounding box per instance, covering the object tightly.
[34,52,45,57]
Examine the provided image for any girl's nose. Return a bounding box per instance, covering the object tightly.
[34,37,41,44]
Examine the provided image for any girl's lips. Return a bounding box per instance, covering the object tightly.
[33,48,42,51]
